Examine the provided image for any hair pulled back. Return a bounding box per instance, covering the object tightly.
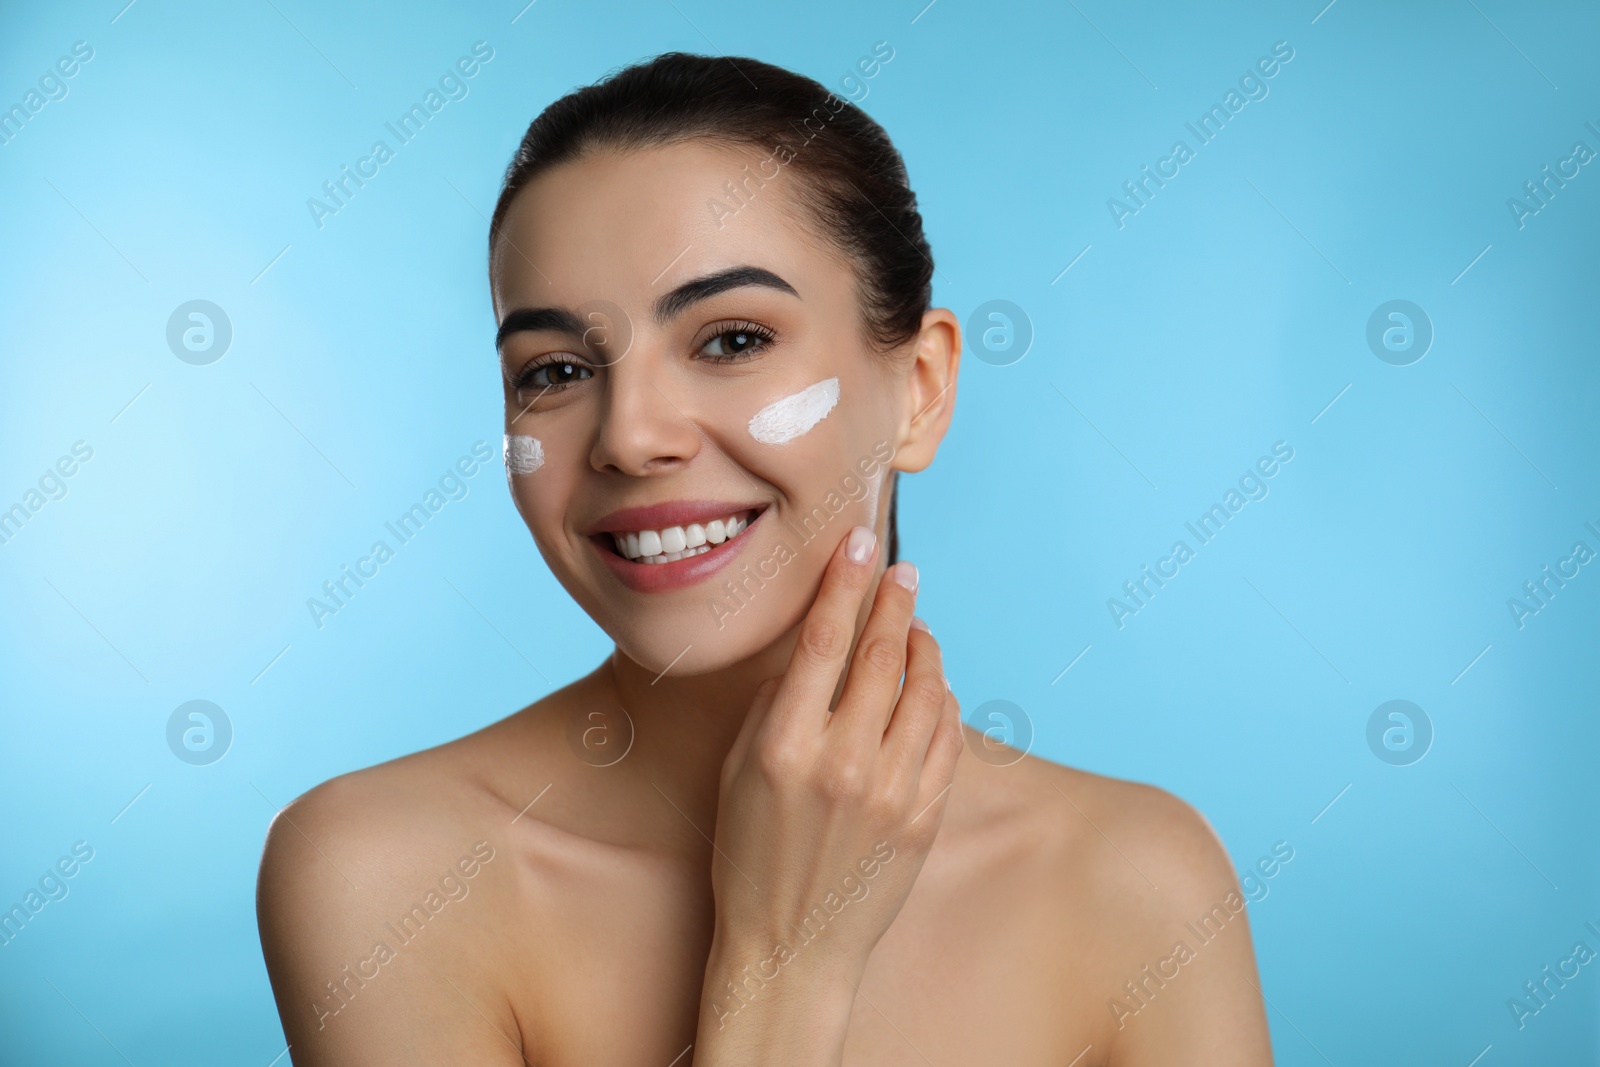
[490,52,933,563]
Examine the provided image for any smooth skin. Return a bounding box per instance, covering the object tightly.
[256,139,1274,1066]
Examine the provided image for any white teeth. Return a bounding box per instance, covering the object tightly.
[612,512,754,564]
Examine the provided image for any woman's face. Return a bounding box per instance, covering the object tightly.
[491,140,927,675]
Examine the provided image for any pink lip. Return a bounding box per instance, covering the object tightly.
[591,506,768,594]
[588,499,768,536]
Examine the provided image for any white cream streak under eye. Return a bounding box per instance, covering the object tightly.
[504,434,544,474]
[747,377,840,445]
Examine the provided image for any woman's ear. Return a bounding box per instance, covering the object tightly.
[893,308,961,473]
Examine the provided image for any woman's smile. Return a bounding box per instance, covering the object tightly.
[587,499,769,593]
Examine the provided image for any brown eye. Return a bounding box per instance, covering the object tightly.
[696,321,776,362]
[513,359,593,391]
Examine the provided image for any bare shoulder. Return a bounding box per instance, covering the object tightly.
[1035,755,1235,902]
[253,690,569,1064]
[946,733,1273,1064]
[256,707,528,905]
[950,729,1236,909]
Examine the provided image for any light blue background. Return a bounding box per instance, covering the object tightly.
[2,0,1597,1062]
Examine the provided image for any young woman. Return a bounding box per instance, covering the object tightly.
[257,53,1275,1066]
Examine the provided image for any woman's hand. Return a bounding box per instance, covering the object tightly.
[693,524,964,1064]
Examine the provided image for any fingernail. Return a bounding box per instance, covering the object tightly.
[909,616,930,632]
[846,525,876,564]
[890,560,919,592]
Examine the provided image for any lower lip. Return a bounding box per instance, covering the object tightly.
[593,511,765,593]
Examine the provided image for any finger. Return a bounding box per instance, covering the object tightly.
[771,524,880,731]
[883,619,946,768]
[831,560,920,746]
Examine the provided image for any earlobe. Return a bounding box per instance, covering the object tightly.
[893,308,960,474]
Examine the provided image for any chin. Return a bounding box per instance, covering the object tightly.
[610,614,796,678]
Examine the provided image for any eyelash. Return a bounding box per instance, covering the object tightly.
[697,320,777,363]
[507,320,778,393]
[509,355,589,393]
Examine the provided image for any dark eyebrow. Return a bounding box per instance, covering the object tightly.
[495,265,798,349]
[653,265,799,325]
[495,306,586,350]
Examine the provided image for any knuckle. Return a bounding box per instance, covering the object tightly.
[861,636,903,675]
[911,674,947,710]
[754,736,804,783]
[799,618,843,661]
[865,783,904,823]
[819,761,866,802]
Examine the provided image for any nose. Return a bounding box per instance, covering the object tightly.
[589,347,703,477]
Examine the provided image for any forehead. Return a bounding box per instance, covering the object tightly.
[491,139,852,317]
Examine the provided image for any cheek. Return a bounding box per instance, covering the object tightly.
[737,373,891,513]
[504,433,565,537]
[504,433,545,474]
[746,376,840,445]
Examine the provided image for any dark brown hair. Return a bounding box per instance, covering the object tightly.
[489,52,934,564]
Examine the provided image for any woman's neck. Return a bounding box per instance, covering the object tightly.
[594,632,804,830]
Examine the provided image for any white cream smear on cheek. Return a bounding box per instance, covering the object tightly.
[747,377,840,445]
[504,434,545,475]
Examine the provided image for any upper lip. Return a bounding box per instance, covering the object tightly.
[587,499,768,536]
